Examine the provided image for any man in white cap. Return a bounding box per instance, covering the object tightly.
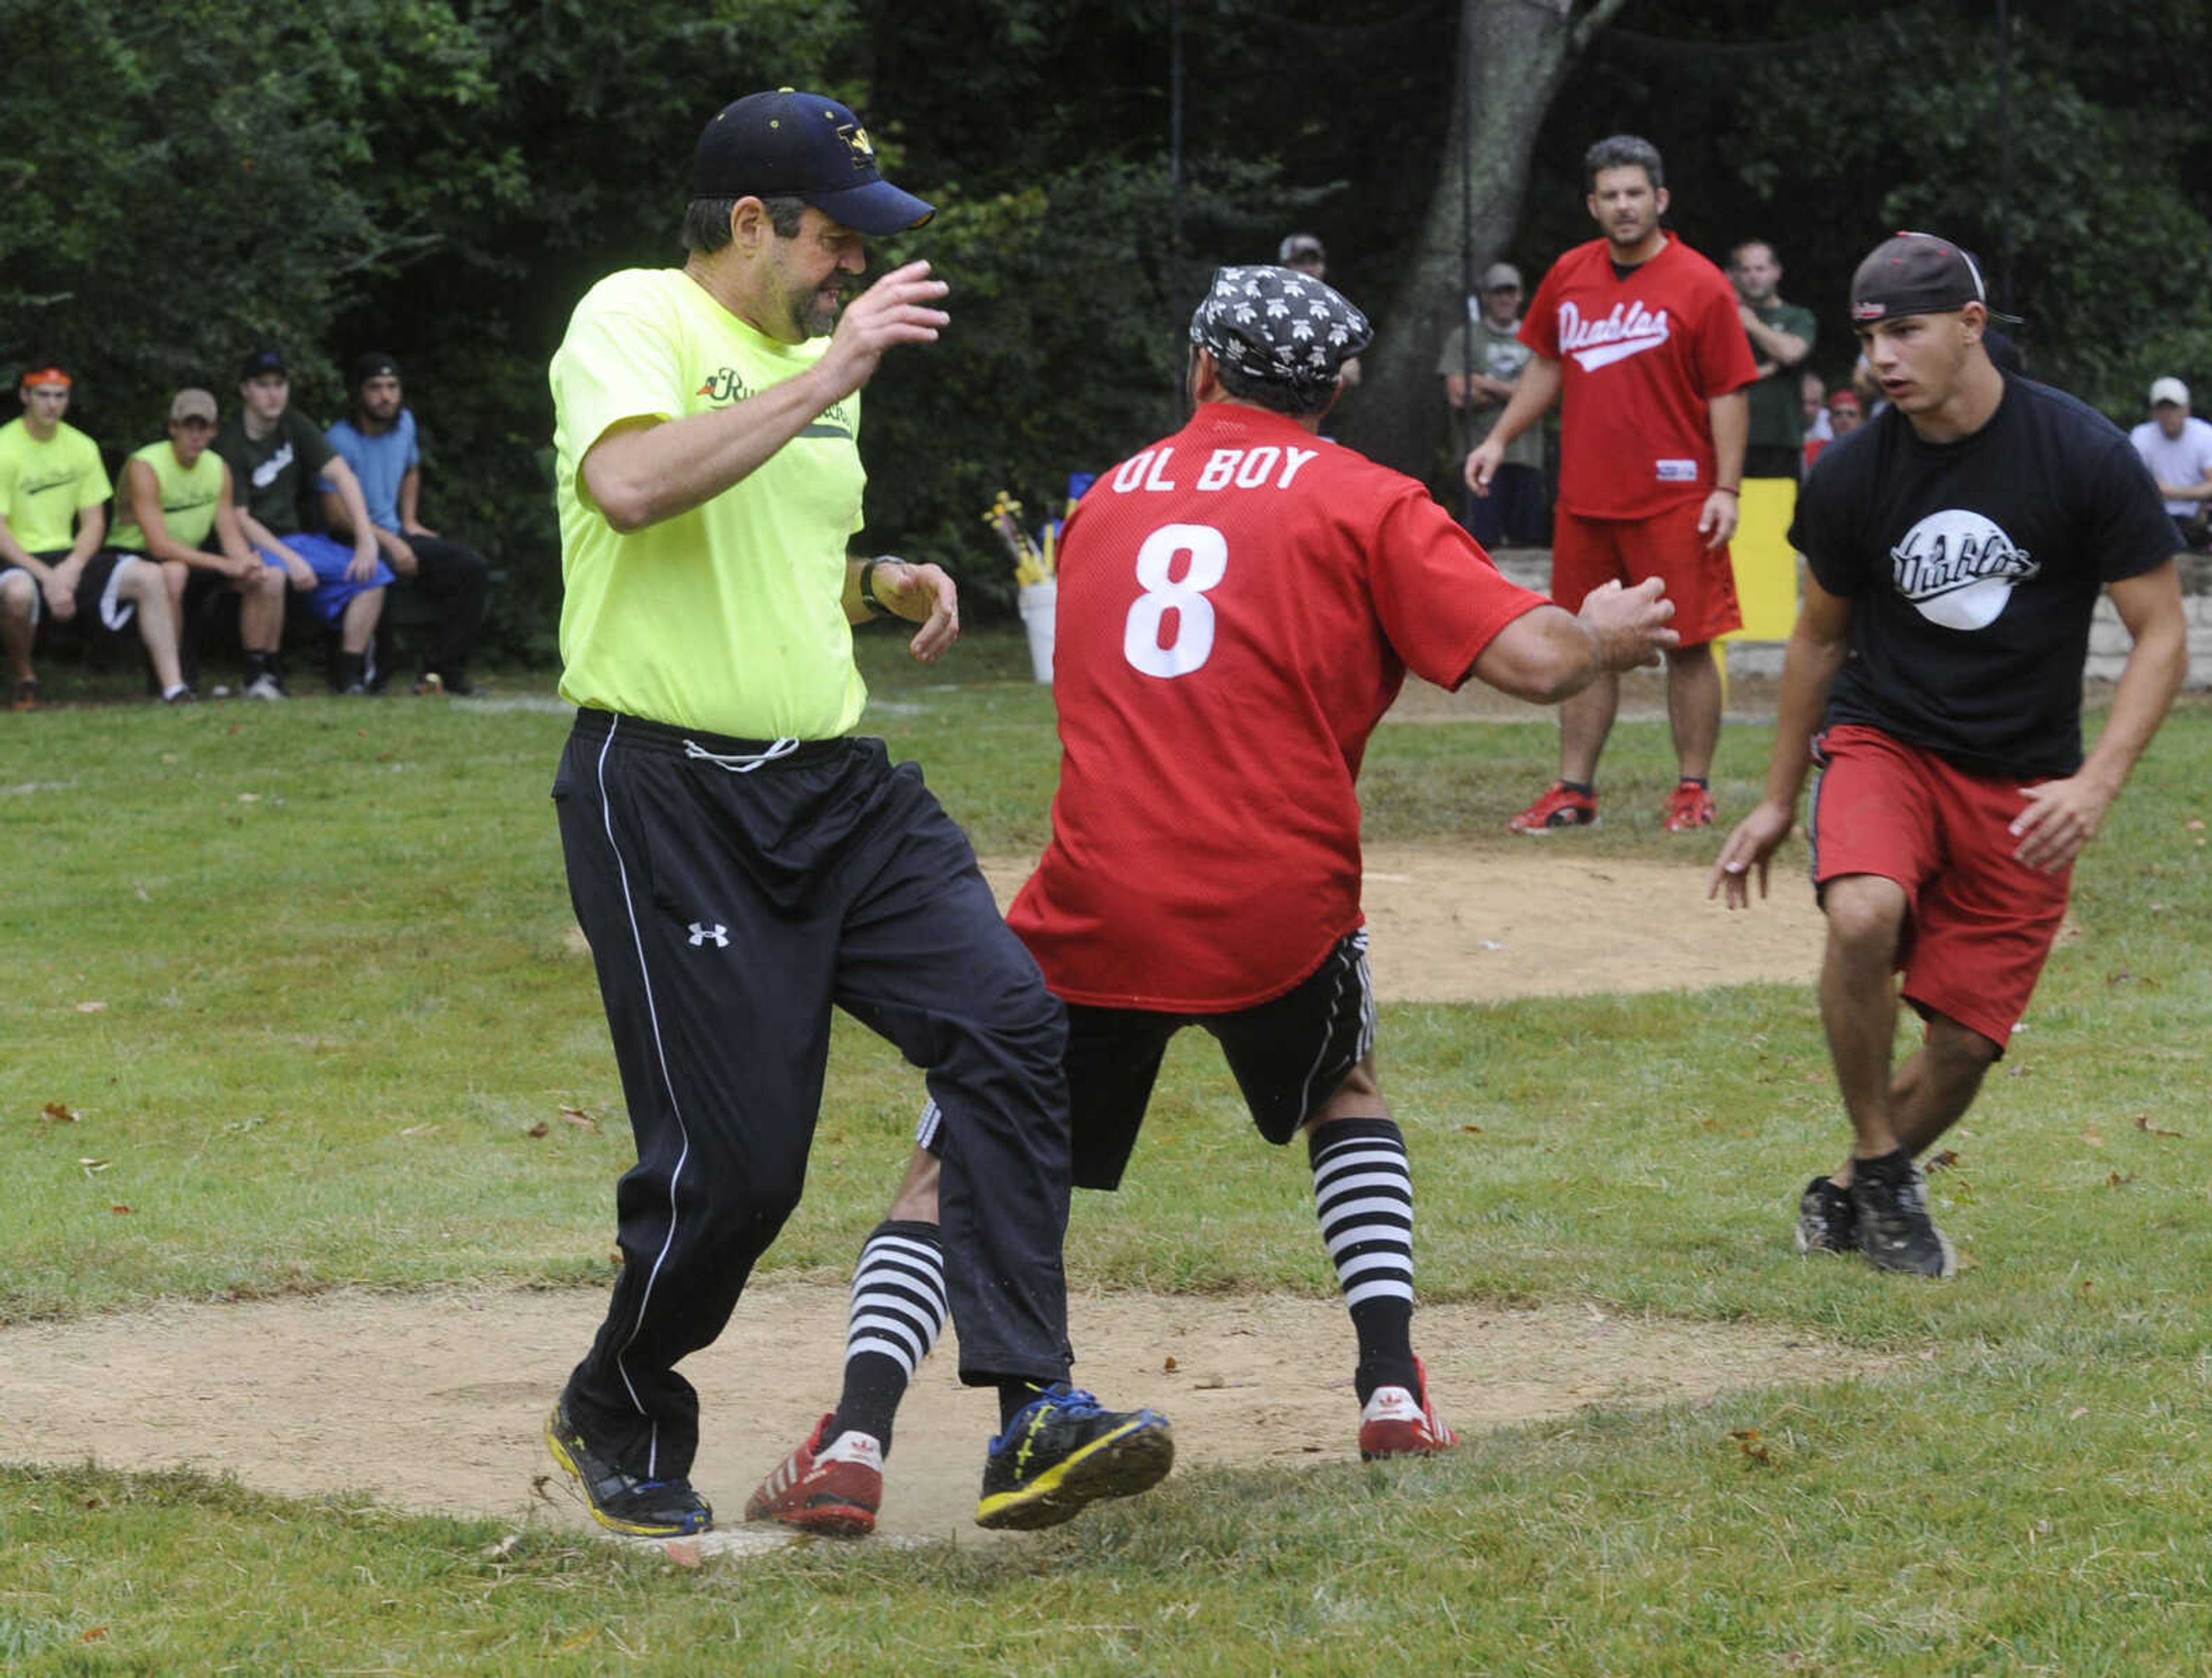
[2129,377,2212,551]
[1439,260,1546,546]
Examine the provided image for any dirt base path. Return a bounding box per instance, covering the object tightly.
[2,843,1840,1551]
[0,1283,1885,1552]
[978,843,1827,1003]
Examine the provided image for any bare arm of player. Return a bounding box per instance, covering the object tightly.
[583,263,950,534]
[846,556,960,664]
[1699,390,1749,546]
[1464,354,1561,496]
[2009,559,2189,874]
[1469,577,1677,704]
[1710,577,1854,908]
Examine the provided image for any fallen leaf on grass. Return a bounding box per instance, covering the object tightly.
[133,885,151,903]
[236,792,260,803]
[398,1123,441,1138]
[664,1540,703,1569]
[80,1628,108,1643]
[2108,1171,2134,1188]
[1730,1428,1772,1467]
[524,1120,550,1138]
[483,1533,522,1560]
[2189,819,2206,832]
[1926,1149,1961,1172]
[2069,1406,2089,1420]
[110,1204,131,1215]
[1460,1123,1484,1134]
[2081,1131,2105,1148]
[2135,1115,2183,1138]
[559,1107,597,1131]
[41,1101,79,1124]
[74,1001,107,1014]
[78,1158,111,1175]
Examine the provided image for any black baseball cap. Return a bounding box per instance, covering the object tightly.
[691,88,933,236]
[1849,232,2021,325]
[350,351,401,391]
[238,347,288,381]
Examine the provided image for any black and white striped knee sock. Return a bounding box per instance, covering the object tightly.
[827,1219,947,1456]
[1308,1118,1419,1404]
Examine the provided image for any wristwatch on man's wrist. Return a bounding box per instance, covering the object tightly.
[858,557,893,616]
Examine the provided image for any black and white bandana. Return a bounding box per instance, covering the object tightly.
[1189,264,1373,402]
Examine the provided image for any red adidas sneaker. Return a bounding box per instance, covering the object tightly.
[744,1414,883,1536]
[1357,1358,1460,1460]
[1508,781,1599,834]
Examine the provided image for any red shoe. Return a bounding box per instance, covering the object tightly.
[1508,781,1597,834]
[1662,781,1716,832]
[1358,1358,1459,1460]
[744,1414,882,1536]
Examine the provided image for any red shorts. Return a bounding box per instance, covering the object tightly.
[1808,724,2071,1050]
[1550,499,1743,647]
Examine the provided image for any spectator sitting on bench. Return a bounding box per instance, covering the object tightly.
[0,359,191,709]
[215,348,391,696]
[112,388,280,699]
[321,352,490,695]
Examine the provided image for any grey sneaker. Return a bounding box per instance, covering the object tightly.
[1795,1176,1858,1255]
[244,673,287,702]
[1850,1153,1956,1278]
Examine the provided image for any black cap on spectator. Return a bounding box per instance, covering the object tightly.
[351,352,401,392]
[238,348,288,381]
[691,89,933,235]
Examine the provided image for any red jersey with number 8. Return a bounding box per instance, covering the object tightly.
[1005,403,1547,1011]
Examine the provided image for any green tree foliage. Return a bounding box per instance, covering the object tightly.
[6,0,2209,650]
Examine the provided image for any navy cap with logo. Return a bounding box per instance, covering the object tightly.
[238,347,288,381]
[691,88,933,237]
[1849,232,2022,325]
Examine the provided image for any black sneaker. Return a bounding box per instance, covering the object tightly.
[1795,1175,1857,1255]
[1850,1153,1957,1278]
[975,1384,1173,1531]
[544,1402,712,1537]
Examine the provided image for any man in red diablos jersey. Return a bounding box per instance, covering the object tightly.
[742,263,1680,1537]
[1466,134,1759,835]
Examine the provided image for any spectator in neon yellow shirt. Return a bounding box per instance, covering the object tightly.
[0,361,190,708]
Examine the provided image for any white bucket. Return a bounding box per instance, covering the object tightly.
[1018,578,1056,684]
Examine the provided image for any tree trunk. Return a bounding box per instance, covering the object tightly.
[1343,0,1628,479]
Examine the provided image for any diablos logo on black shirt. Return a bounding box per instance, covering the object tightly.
[1887,509,2040,631]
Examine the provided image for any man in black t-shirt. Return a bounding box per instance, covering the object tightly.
[215,349,392,695]
[1710,232,2187,1278]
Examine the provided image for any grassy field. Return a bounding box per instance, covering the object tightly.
[3,631,2211,1675]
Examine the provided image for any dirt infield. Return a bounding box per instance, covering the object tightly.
[1,844,1842,1550]
[0,1284,1888,1552]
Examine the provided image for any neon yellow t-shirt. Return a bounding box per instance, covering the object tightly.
[550,266,868,740]
[109,440,225,552]
[0,419,112,553]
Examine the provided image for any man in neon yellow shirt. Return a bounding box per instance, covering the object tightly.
[0,362,189,707]
[542,88,1171,1542]
[110,388,278,698]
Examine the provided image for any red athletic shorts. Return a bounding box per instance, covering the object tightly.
[1550,498,1743,647]
[1808,724,2071,1051]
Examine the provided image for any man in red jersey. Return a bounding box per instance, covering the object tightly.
[742,263,1680,1537]
[1465,134,1759,836]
